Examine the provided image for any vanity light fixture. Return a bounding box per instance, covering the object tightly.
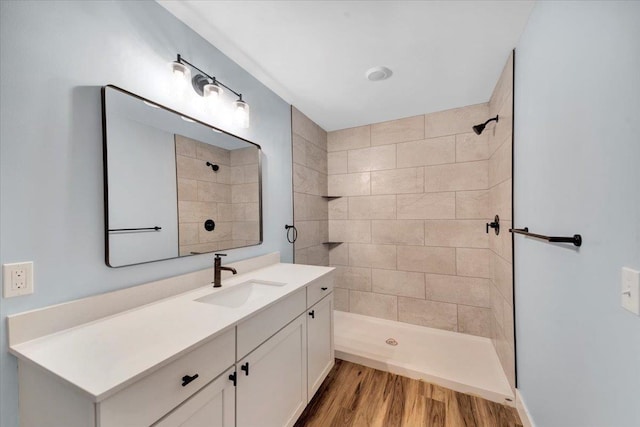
[172,54,250,128]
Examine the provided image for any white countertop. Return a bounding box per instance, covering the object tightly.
[9,262,333,402]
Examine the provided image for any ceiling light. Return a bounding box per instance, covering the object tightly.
[365,66,393,81]
[180,116,195,123]
[143,100,160,109]
[233,97,250,129]
[171,54,250,129]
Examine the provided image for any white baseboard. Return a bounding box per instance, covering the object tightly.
[516,389,535,427]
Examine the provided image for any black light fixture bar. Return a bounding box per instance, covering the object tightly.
[176,54,243,100]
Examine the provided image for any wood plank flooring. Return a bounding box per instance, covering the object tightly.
[295,360,523,427]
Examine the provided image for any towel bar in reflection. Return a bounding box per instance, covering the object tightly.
[509,227,582,247]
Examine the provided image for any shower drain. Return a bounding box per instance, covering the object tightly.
[385,338,398,346]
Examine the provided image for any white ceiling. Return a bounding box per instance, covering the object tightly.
[158,1,535,131]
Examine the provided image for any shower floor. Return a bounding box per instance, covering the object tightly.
[334,310,514,405]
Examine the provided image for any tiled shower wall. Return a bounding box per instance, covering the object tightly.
[326,104,497,337]
[487,53,515,389]
[292,107,330,266]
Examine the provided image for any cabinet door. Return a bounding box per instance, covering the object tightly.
[237,314,307,427]
[153,367,235,427]
[307,294,334,400]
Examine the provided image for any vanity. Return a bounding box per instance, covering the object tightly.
[8,254,334,427]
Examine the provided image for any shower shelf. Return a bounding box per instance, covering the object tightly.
[322,241,343,245]
[322,196,342,200]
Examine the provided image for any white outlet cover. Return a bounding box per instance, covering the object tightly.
[3,262,34,298]
[621,267,640,315]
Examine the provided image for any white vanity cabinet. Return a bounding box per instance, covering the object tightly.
[236,314,308,427]
[11,262,335,427]
[153,367,236,427]
[307,294,334,400]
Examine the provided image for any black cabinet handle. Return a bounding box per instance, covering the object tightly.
[229,371,237,386]
[181,373,199,387]
[241,362,250,376]
[309,310,315,319]
[321,287,328,291]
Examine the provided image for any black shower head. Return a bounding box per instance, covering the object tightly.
[472,115,499,135]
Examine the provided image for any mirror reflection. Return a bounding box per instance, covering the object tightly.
[102,85,262,267]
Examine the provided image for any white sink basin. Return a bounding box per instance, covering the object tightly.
[195,280,286,308]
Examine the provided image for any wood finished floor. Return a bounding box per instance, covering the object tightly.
[295,360,522,427]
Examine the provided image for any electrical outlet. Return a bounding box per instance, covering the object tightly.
[621,267,640,315]
[3,262,34,298]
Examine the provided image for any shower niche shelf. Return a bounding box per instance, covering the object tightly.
[322,196,342,200]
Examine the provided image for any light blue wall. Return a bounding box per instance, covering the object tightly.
[0,1,292,425]
[515,2,640,426]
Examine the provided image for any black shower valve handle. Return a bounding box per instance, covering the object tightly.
[486,215,500,235]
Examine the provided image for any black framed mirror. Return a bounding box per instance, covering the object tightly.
[102,85,262,267]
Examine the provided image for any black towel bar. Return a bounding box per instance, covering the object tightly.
[108,226,162,232]
[510,227,582,247]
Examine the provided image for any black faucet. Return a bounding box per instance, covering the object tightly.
[213,253,237,288]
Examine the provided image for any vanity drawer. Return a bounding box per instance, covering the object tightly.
[237,288,306,360]
[97,328,235,427]
[306,272,334,308]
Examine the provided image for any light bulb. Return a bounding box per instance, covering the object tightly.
[203,82,223,111]
[171,61,190,90]
[233,99,250,129]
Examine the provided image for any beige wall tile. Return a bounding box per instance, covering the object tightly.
[371,220,424,245]
[232,221,259,241]
[178,201,217,223]
[424,274,490,308]
[230,147,258,166]
[292,107,326,149]
[489,52,514,118]
[292,134,306,165]
[232,203,259,221]
[491,285,505,331]
[456,248,492,279]
[328,151,348,175]
[349,195,397,219]
[177,155,216,182]
[217,203,233,222]
[197,181,231,203]
[333,288,349,311]
[458,306,492,338]
[294,192,309,221]
[488,92,513,156]
[329,220,371,243]
[398,297,457,331]
[372,269,425,299]
[492,252,513,302]
[397,246,456,275]
[372,167,424,194]
[175,135,196,157]
[294,163,327,196]
[304,195,328,221]
[199,221,232,243]
[424,161,488,192]
[371,115,424,146]
[502,298,514,348]
[425,220,488,248]
[179,222,199,245]
[178,178,198,201]
[348,243,396,269]
[348,145,396,172]
[231,183,258,203]
[305,244,330,266]
[424,103,489,138]
[294,248,308,265]
[328,197,348,220]
[335,266,372,291]
[490,179,512,222]
[397,193,455,219]
[328,173,370,196]
[456,132,489,162]
[329,243,349,266]
[327,125,371,152]
[350,291,397,321]
[306,141,328,174]
[488,138,512,187]
[199,143,231,166]
[295,220,323,250]
[456,190,491,219]
[396,136,455,168]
